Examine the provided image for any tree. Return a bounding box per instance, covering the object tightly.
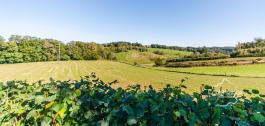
[0,41,24,63]
[42,39,60,61]
[0,35,5,42]
[8,35,22,43]
[18,39,44,62]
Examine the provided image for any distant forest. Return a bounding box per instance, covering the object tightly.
[150,38,265,58]
[0,35,264,64]
[150,44,234,55]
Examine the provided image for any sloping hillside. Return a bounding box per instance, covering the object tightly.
[115,48,191,65]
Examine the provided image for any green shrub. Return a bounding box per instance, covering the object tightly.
[133,61,138,66]
[61,54,71,61]
[252,59,259,64]
[0,74,264,125]
[153,50,165,55]
[154,58,166,66]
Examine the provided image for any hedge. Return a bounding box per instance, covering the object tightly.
[0,74,264,126]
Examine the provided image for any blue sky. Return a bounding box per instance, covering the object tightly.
[0,0,265,46]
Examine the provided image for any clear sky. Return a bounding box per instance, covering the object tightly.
[0,0,265,46]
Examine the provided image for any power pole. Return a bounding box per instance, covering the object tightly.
[58,42,61,62]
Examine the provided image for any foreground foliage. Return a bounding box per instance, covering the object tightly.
[0,74,265,126]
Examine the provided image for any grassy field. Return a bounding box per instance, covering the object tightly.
[115,50,160,64]
[154,64,265,77]
[0,60,264,93]
[115,48,191,64]
[147,48,192,58]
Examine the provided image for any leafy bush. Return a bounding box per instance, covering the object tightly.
[153,50,165,55]
[154,58,166,66]
[133,61,138,66]
[0,74,265,125]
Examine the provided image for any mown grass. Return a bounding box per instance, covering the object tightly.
[0,61,264,93]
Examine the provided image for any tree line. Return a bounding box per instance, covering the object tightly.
[1,35,264,64]
[151,38,265,58]
[232,38,265,57]
[0,35,146,64]
[150,44,234,54]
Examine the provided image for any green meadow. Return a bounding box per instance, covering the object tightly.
[154,64,265,77]
[0,60,264,93]
[115,48,191,64]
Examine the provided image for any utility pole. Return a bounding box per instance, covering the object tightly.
[58,42,60,62]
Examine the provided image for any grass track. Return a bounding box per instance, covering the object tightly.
[0,61,264,93]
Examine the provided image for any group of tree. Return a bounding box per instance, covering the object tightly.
[0,35,146,64]
[103,42,147,52]
[232,38,265,57]
[165,52,229,64]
